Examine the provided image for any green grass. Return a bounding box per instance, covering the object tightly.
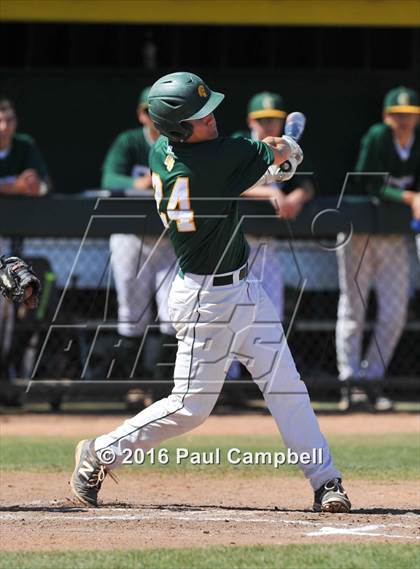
[1,433,419,480]
[0,545,418,569]
[4,400,419,414]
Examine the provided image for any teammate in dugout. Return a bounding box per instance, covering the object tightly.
[0,97,50,197]
[225,92,314,384]
[71,72,351,513]
[0,97,48,385]
[233,92,313,334]
[336,86,420,412]
[102,87,177,385]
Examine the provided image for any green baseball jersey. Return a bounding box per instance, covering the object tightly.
[0,134,48,185]
[102,127,152,189]
[149,135,274,274]
[355,123,420,201]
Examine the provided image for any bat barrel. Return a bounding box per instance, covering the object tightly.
[284,112,306,141]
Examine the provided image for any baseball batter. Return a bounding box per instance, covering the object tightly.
[71,72,351,514]
[102,87,177,381]
[336,86,420,411]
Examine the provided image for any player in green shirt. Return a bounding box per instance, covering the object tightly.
[233,91,314,320]
[71,72,351,515]
[0,97,49,196]
[102,88,156,191]
[101,88,177,393]
[355,91,420,210]
[226,92,314,386]
[336,86,420,412]
[0,97,49,399]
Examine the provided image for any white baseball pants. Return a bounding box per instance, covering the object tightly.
[247,236,284,320]
[110,234,177,337]
[95,266,340,490]
[336,234,409,381]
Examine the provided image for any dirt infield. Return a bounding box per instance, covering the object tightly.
[1,474,419,550]
[1,411,419,438]
[0,412,419,550]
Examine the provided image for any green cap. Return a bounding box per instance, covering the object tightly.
[383,86,420,114]
[247,92,286,119]
[138,86,151,109]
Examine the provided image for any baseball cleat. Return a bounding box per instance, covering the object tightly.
[313,478,351,513]
[373,396,394,412]
[338,381,370,412]
[70,439,116,507]
[364,381,394,412]
[337,382,352,412]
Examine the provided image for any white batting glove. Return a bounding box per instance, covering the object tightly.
[259,155,300,184]
[277,155,300,182]
[281,135,304,165]
[252,137,304,186]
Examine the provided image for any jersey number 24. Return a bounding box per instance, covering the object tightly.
[152,173,196,232]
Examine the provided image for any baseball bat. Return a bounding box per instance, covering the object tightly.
[279,111,306,173]
[284,111,306,141]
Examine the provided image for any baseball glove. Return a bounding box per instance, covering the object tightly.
[0,256,41,308]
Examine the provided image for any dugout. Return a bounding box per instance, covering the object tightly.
[0,1,419,408]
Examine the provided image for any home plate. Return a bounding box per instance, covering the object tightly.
[307,524,420,540]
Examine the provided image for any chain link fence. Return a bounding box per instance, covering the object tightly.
[0,234,419,404]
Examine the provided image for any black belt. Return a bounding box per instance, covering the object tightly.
[178,264,248,286]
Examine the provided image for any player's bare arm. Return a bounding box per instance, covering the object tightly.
[410,191,420,219]
[241,186,287,218]
[398,188,420,219]
[0,169,44,196]
[243,185,311,220]
[282,182,314,219]
[0,181,20,194]
[282,189,308,219]
[296,177,315,200]
[133,173,153,191]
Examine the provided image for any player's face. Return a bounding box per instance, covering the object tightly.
[186,113,218,142]
[248,117,284,140]
[0,108,17,150]
[384,112,419,134]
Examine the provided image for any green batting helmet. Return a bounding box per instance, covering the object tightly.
[148,71,225,142]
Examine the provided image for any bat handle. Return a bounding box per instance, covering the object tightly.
[279,160,292,173]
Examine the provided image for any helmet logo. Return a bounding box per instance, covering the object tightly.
[397,91,410,105]
[197,85,207,98]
